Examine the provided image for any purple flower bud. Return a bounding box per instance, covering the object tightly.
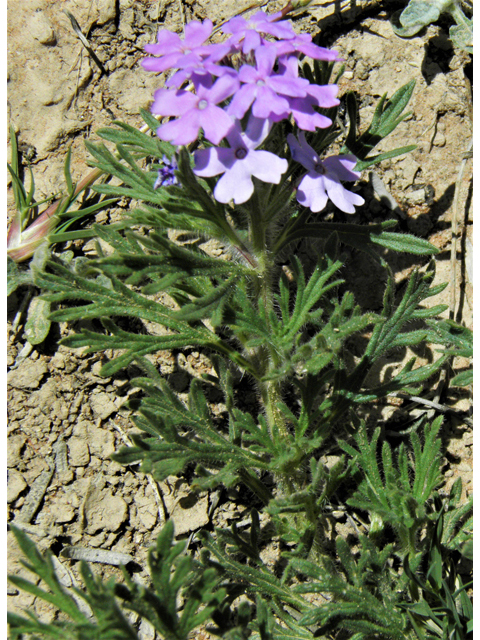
[154,155,179,189]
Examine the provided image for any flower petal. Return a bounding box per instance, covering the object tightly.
[228,84,258,119]
[214,162,255,204]
[200,106,235,145]
[183,19,213,47]
[203,73,239,104]
[246,150,288,184]
[194,147,235,176]
[307,83,340,108]
[145,31,181,56]
[323,173,364,213]
[244,115,271,148]
[157,111,201,145]
[151,88,197,116]
[287,133,317,172]
[288,97,332,131]
[252,87,290,118]
[297,173,328,212]
[322,155,361,181]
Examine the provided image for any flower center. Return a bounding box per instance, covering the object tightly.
[198,99,208,110]
[314,163,326,174]
[235,148,247,160]
[256,79,265,87]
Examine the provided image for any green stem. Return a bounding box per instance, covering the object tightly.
[248,192,291,443]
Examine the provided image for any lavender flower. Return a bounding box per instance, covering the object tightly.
[164,44,234,88]
[223,10,295,54]
[274,32,341,61]
[153,155,179,189]
[228,45,309,120]
[142,19,214,74]
[287,133,365,214]
[193,115,288,204]
[152,74,238,146]
[273,55,340,131]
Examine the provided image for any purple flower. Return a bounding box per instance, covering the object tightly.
[287,133,365,213]
[272,55,340,131]
[281,95,334,131]
[228,45,309,120]
[164,44,234,88]
[271,55,339,131]
[278,55,340,108]
[154,155,179,189]
[274,33,341,61]
[223,11,295,54]
[152,74,238,146]
[193,115,288,204]
[142,19,214,74]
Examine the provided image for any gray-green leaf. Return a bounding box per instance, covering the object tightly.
[25,296,51,345]
[7,257,33,295]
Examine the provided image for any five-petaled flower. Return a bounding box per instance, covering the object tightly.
[152,74,238,146]
[287,132,365,214]
[228,45,309,120]
[142,18,214,74]
[193,115,288,204]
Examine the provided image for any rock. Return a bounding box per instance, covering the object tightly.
[68,437,90,467]
[89,392,117,420]
[84,489,128,534]
[7,436,27,468]
[8,361,48,389]
[27,379,57,414]
[48,499,75,523]
[30,73,64,106]
[170,493,209,536]
[97,0,117,25]
[407,188,427,205]
[7,470,27,503]
[433,131,446,147]
[49,352,66,369]
[28,11,56,45]
[134,486,158,530]
[86,424,115,458]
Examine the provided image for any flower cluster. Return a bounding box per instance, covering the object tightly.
[153,154,179,189]
[143,11,364,212]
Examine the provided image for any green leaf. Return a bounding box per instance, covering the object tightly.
[450,369,472,387]
[7,256,33,294]
[24,296,51,344]
[354,145,417,171]
[64,146,74,195]
[373,231,439,254]
[449,18,473,53]
[391,0,444,37]
[342,80,416,168]
[8,525,91,625]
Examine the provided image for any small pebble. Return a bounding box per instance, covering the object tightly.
[433,131,446,147]
[7,470,27,504]
[28,12,56,46]
[68,437,90,467]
